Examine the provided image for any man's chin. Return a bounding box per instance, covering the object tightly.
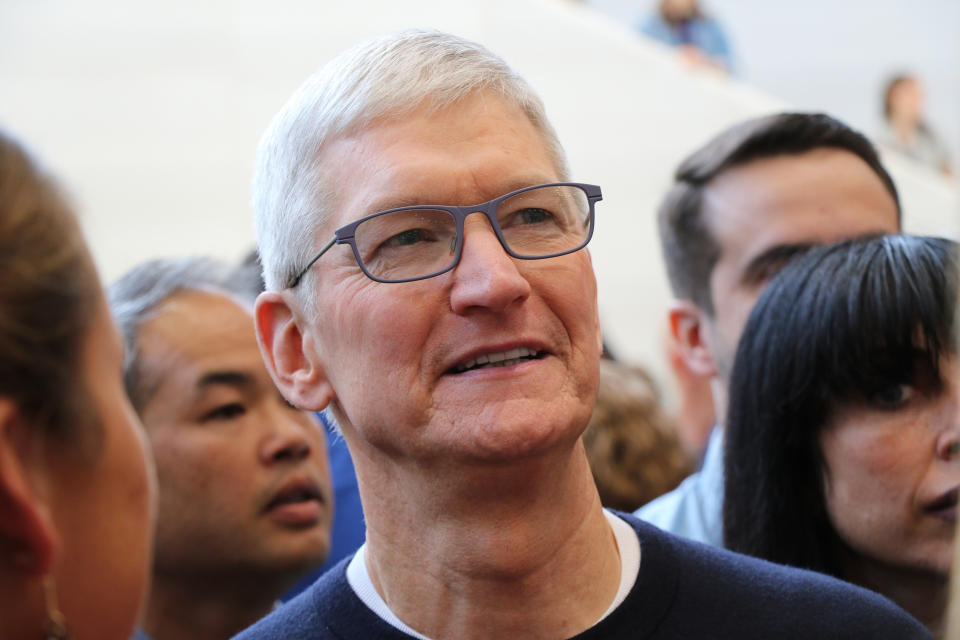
[452,410,587,466]
[252,537,332,578]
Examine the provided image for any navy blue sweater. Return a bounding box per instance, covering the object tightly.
[234,513,930,639]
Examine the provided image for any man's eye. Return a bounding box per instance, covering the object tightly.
[381,228,435,248]
[507,207,555,226]
[201,403,246,422]
[869,384,915,409]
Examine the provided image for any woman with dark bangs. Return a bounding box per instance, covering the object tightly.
[723,234,959,637]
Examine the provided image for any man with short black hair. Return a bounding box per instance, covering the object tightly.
[637,112,902,545]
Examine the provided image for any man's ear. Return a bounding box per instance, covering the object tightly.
[0,398,58,577]
[667,299,719,378]
[255,291,335,413]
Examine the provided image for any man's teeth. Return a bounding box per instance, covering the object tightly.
[455,347,539,373]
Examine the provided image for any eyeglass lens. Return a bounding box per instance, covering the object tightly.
[352,184,591,282]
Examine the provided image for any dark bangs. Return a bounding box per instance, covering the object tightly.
[724,234,958,576]
[783,235,957,412]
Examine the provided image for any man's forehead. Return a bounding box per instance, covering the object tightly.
[702,149,897,256]
[357,175,563,213]
[144,289,252,335]
[137,291,261,385]
[318,95,559,224]
[705,153,823,212]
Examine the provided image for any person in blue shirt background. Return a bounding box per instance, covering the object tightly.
[638,0,735,73]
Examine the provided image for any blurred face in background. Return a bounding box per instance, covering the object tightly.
[701,149,900,390]
[45,291,157,640]
[138,291,331,582]
[821,356,960,579]
[661,0,698,21]
[888,77,925,126]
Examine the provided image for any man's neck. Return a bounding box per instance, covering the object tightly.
[710,375,728,433]
[355,439,621,640]
[143,572,286,640]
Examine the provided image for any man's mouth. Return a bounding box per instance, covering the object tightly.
[266,486,323,509]
[450,347,545,374]
[264,480,326,526]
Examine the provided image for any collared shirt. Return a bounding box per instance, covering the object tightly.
[633,426,724,547]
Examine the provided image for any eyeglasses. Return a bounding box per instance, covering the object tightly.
[288,182,601,287]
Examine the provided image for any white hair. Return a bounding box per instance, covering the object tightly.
[252,29,570,304]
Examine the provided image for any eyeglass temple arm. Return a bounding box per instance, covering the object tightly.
[289,236,337,288]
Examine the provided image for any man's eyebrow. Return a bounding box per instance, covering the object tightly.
[740,243,815,288]
[362,179,558,215]
[195,370,257,391]
[363,194,427,215]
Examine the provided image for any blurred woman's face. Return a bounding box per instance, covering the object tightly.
[820,356,960,578]
[45,292,156,639]
[662,0,698,19]
[889,78,924,124]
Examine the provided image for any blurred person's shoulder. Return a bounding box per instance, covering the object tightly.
[634,427,724,546]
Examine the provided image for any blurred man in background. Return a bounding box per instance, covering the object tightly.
[639,112,901,545]
[111,257,332,640]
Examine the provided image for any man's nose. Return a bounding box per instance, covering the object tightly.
[449,214,530,314]
[259,404,314,464]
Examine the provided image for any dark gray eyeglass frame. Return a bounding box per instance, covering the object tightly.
[287,182,602,287]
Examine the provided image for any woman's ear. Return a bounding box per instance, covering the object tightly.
[255,291,335,412]
[0,398,58,576]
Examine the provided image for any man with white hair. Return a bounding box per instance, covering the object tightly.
[236,29,928,639]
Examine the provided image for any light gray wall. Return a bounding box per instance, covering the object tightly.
[592,0,960,167]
